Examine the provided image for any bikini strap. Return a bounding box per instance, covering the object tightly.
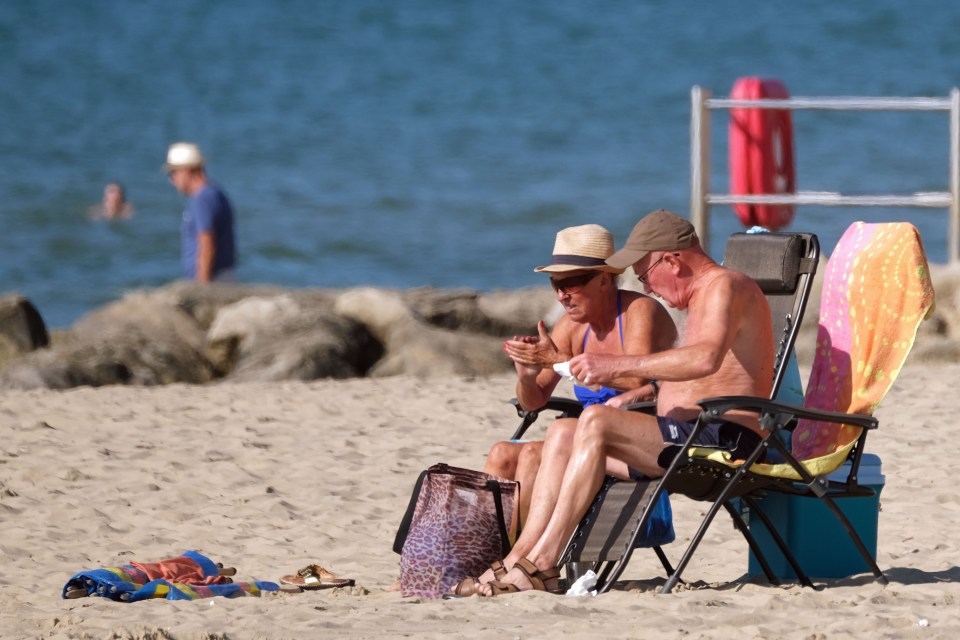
[582,290,625,350]
[617,290,624,347]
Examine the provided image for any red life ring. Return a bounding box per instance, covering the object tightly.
[729,77,796,231]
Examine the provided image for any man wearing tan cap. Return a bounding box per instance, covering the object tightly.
[164,142,237,283]
[474,209,775,596]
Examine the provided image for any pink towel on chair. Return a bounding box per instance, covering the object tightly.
[791,222,935,461]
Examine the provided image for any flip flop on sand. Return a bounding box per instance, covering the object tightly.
[279,564,355,591]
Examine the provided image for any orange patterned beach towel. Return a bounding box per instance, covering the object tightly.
[791,221,936,462]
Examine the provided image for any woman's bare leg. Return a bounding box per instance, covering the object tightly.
[475,417,577,585]
[483,440,522,479]
[513,440,543,534]
[479,406,667,594]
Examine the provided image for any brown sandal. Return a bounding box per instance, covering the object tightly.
[479,558,563,597]
[512,558,563,594]
[279,564,354,590]
[482,579,521,596]
[443,560,509,598]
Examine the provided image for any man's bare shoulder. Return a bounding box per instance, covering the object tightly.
[721,264,768,303]
[707,265,771,327]
[698,264,761,296]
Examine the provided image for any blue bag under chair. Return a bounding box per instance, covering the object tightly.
[637,492,675,547]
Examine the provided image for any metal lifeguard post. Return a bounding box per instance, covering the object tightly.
[689,86,960,265]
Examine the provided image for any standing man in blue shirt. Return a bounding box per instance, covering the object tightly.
[164,142,237,282]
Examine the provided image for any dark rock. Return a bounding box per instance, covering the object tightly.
[0,294,49,368]
[402,286,555,336]
[0,294,215,389]
[138,280,293,329]
[334,287,512,377]
[206,293,383,381]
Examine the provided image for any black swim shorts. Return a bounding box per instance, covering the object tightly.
[658,415,762,465]
[628,416,763,479]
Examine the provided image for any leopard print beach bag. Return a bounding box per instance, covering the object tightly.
[393,463,516,598]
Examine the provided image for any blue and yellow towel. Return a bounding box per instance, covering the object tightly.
[62,550,279,601]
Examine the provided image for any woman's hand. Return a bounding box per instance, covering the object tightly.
[605,382,657,408]
[503,321,561,376]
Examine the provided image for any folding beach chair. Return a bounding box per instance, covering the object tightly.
[566,221,934,594]
[510,230,820,583]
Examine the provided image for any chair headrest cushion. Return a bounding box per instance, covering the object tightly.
[723,233,803,294]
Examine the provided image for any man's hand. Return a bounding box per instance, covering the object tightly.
[568,352,623,389]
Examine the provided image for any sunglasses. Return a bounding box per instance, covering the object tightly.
[549,271,600,295]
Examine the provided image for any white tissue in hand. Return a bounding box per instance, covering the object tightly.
[553,361,601,391]
[552,361,575,381]
[565,570,598,597]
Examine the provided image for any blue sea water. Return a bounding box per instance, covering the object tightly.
[2,0,959,328]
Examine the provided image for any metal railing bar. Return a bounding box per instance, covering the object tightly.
[707,192,952,208]
[691,85,960,264]
[708,97,952,111]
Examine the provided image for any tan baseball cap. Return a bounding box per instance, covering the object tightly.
[606,209,697,270]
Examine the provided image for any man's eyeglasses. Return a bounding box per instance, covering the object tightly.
[549,271,600,295]
[636,253,677,285]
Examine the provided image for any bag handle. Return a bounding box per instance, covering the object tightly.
[392,468,429,555]
[486,479,515,555]
[394,466,521,556]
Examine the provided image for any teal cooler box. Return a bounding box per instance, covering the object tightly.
[745,454,884,579]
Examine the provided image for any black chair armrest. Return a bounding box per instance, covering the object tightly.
[509,396,584,441]
[697,395,878,432]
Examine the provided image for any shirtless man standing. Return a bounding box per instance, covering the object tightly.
[474,209,774,596]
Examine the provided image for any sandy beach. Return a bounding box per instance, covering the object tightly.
[2,364,959,639]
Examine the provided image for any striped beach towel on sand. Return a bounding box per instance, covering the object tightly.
[62,550,279,601]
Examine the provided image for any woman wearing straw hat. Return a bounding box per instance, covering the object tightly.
[475,224,676,572]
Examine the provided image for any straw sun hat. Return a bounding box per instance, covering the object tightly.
[534,224,625,274]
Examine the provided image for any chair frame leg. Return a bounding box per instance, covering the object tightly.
[738,496,815,588]
[818,494,888,584]
[653,545,676,578]
[659,427,776,593]
[723,500,783,587]
[659,486,731,593]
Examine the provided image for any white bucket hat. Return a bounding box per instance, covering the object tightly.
[163,142,205,172]
[534,224,625,274]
